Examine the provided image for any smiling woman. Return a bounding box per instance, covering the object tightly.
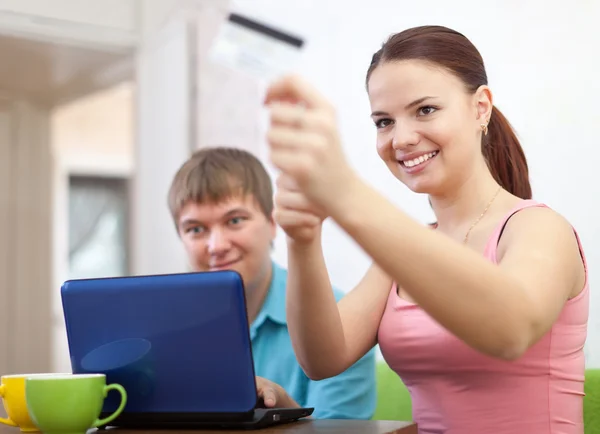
[367,70,527,199]
[266,25,588,434]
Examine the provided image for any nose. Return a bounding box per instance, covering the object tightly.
[392,121,420,150]
[207,229,231,255]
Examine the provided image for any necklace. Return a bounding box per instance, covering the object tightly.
[463,186,502,244]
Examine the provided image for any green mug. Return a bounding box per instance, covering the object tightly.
[25,374,127,434]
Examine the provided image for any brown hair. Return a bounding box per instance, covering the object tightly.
[167,146,274,226]
[366,25,532,199]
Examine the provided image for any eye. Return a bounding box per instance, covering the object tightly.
[228,216,247,226]
[185,226,205,234]
[417,106,438,116]
[374,118,394,129]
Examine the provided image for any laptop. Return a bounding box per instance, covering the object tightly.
[61,270,314,430]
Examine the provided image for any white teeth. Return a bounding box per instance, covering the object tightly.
[403,151,437,168]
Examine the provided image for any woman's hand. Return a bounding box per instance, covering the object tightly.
[274,174,325,244]
[265,75,359,215]
[256,376,299,409]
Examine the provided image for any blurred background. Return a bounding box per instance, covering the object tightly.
[0,0,597,376]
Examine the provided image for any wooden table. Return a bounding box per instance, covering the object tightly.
[103,420,417,433]
[0,420,417,434]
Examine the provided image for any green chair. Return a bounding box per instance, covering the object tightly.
[585,369,600,433]
[372,361,412,421]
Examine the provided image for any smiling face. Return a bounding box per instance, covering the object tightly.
[168,147,277,294]
[177,194,276,292]
[367,60,492,195]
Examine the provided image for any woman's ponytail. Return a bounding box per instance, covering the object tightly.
[483,107,532,199]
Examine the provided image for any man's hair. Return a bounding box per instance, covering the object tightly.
[167,146,274,227]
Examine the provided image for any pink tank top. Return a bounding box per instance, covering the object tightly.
[377,200,589,434]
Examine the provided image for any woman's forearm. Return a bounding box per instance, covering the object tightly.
[285,234,348,379]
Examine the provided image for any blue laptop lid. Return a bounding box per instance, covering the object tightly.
[61,270,258,415]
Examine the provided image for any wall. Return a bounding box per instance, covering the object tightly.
[52,82,134,174]
[195,1,262,150]
[0,0,138,49]
[0,0,138,31]
[132,6,197,276]
[51,82,134,372]
[0,0,199,373]
[219,0,600,366]
[0,97,53,375]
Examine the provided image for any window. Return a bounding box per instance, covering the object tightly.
[68,175,129,279]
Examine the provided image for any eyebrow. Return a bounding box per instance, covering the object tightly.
[179,208,249,227]
[371,96,438,117]
[223,207,250,217]
[179,218,202,228]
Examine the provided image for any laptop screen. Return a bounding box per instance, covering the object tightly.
[61,270,258,415]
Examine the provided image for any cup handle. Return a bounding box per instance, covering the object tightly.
[0,417,17,428]
[92,384,128,428]
[0,385,17,427]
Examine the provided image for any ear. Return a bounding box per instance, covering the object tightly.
[474,85,493,124]
[269,210,277,240]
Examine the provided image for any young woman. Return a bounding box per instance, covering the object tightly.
[265,25,588,433]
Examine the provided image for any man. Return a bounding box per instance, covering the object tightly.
[167,146,376,419]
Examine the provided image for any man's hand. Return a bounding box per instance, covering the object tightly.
[256,376,299,409]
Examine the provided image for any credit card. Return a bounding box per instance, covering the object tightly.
[208,12,305,82]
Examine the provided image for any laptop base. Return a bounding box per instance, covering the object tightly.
[98,407,314,431]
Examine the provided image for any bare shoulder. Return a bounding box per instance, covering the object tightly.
[497,204,586,297]
[498,205,579,252]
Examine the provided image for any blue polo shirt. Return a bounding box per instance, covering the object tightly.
[249,262,376,419]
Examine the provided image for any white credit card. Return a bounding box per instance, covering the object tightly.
[208,12,305,82]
